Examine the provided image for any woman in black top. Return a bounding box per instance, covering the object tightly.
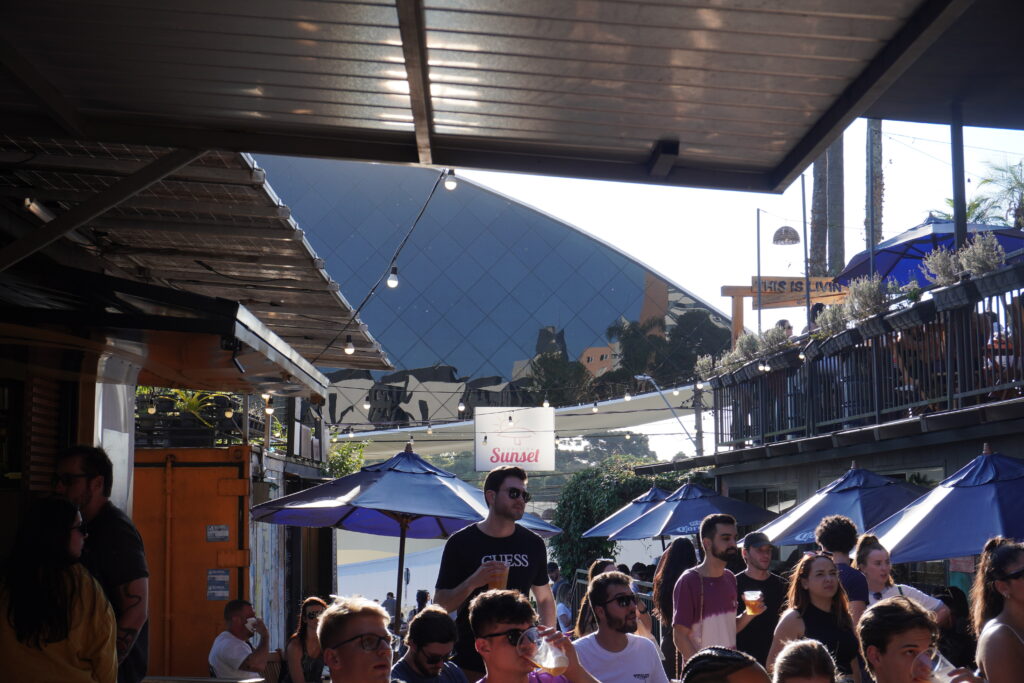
[767,553,860,683]
[281,596,327,683]
[651,538,698,679]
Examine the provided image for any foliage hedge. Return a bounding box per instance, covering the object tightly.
[550,454,711,577]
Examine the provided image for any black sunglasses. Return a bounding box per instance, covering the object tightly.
[422,649,455,665]
[52,472,91,487]
[803,550,834,559]
[600,593,638,608]
[503,486,531,503]
[1001,566,1024,582]
[479,627,529,647]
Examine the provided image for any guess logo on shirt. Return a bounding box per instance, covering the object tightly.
[481,553,531,568]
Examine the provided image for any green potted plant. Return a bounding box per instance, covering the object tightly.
[734,332,763,382]
[717,349,742,387]
[921,246,978,311]
[759,325,801,370]
[885,277,937,331]
[844,274,896,339]
[695,354,720,389]
[961,232,1024,297]
[818,304,859,356]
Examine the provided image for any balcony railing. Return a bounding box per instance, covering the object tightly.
[711,270,1024,450]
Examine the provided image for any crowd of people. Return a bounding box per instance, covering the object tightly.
[4,457,1024,683]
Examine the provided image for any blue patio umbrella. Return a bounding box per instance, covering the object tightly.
[754,468,924,546]
[251,444,560,622]
[608,483,775,540]
[835,217,1024,286]
[582,486,672,538]
[868,450,1024,563]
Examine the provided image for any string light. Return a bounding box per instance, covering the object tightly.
[458,400,466,412]
[347,428,354,438]
[672,388,680,396]
[427,422,433,435]
[625,433,631,440]
[624,392,632,401]
[344,335,355,355]
[363,396,371,410]
[444,169,458,191]
[386,266,399,288]
[224,408,234,418]
[261,392,271,400]
[695,381,704,390]
[265,406,275,415]
[146,400,156,415]
[542,395,550,408]
[592,402,599,413]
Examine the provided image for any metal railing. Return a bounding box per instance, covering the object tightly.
[714,284,1024,450]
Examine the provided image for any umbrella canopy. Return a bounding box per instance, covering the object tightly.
[869,452,1024,563]
[835,217,1024,286]
[581,486,672,538]
[609,483,775,540]
[754,468,924,546]
[251,446,560,623]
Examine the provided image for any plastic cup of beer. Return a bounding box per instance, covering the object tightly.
[914,648,958,682]
[489,562,510,590]
[517,627,569,677]
[742,590,763,615]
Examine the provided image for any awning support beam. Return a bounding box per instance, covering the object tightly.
[395,0,434,165]
[0,148,206,272]
[0,31,90,137]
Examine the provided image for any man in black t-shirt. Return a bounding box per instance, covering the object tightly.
[735,532,787,667]
[55,445,150,683]
[434,466,554,681]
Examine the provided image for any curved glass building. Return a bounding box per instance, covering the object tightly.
[254,156,730,430]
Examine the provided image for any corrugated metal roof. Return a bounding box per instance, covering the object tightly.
[0,136,391,369]
[0,0,974,193]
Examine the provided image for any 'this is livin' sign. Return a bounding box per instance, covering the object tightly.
[474,407,555,472]
[750,276,848,309]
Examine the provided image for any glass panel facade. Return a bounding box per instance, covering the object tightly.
[255,156,731,428]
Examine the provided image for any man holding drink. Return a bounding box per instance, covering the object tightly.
[735,532,787,666]
[436,466,556,682]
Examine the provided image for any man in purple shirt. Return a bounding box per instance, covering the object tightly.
[815,515,868,624]
[672,514,765,666]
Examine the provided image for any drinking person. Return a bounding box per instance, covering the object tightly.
[971,536,1024,683]
[735,532,787,667]
[766,553,860,682]
[854,534,950,626]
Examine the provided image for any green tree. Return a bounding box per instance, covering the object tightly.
[930,197,1006,225]
[527,351,593,406]
[606,317,666,378]
[650,309,731,386]
[979,160,1024,228]
[550,454,709,578]
[325,439,367,478]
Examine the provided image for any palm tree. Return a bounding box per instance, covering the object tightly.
[605,317,666,378]
[978,160,1024,228]
[930,197,1007,225]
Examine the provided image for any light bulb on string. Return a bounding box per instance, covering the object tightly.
[347,428,354,438]
[265,406,274,415]
[427,423,433,435]
[672,388,680,396]
[386,266,399,288]
[261,392,271,400]
[444,169,458,191]
[146,399,156,415]
[363,396,371,410]
[625,433,631,440]
[224,408,234,418]
[624,392,632,401]
[344,335,355,355]
[542,397,550,408]
[458,401,466,412]
[591,402,599,413]
[695,382,704,390]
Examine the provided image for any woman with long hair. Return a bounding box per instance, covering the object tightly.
[853,534,950,626]
[281,596,328,683]
[652,538,699,677]
[771,638,837,683]
[971,536,1024,683]
[1,497,116,683]
[767,553,860,683]
[575,557,616,637]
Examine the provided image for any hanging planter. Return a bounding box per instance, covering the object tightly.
[802,339,822,362]
[720,371,736,387]
[931,279,980,311]
[707,374,725,390]
[735,360,762,383]
[856,311,892,339]
[972,261,1024,299]
[821,328,863,356]
[885,299,937,331]
[766,347,803,370]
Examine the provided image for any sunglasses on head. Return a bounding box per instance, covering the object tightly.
[803,550,834,559]
[503,486,531,503]
[600,593,638,608]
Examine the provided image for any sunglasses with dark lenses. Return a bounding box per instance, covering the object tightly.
[600,593,638,608]
[330,632,399,652]
[305,610,324,620]
[1001,566,1024,581]
[803,550,834,559]
[504,487,532,503]
[422,650,455,665]
[52,472,91,487]
[479,627,529,647]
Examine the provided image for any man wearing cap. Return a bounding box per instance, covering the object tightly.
[735,532,787,667]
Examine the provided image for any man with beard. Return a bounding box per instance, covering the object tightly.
[672,514,764,665]
[54,445,149,683]
[435,466,555,681]
[734,532,787,666]
[392,606,468,683]
[573,571,668,683]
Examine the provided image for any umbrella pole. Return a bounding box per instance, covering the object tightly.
[394,516,409,633]
[660,535,666,551]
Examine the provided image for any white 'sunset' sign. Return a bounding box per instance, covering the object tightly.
[474,407,555,472]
